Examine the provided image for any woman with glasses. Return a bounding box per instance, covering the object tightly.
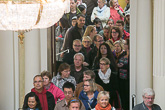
[95,57,121,109]
[95,57,118,92]
[81,36,92,55]
[79,79,99,110]
[91,0,110,27]
[41,71,65,104]
[92,43,117,74]
[52,63,76,91]
[106,26,124,51]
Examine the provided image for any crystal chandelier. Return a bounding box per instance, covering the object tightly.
[0,0,70,43]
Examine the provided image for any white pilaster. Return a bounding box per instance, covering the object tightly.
[130,0,153,106]
[24,29,48,92]
[153,0,165,109]
[0,31,19,110]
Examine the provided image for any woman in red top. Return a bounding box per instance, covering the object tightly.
[41,71,65,104]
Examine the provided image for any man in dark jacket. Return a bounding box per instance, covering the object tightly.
[62,14,86,50]
[63,39,88,65]
[23,75,55,110]
[70,53,88,84]
[133,88,161,110]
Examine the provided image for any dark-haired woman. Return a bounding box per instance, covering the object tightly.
[23,92,42,110]
[56,16,70,61]
[92,42,117,74]
[106,26,124,51]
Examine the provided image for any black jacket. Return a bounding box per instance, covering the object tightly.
[65,23,86,49]
[87,46,98,69]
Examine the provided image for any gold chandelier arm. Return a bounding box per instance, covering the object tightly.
[35,3,43,25]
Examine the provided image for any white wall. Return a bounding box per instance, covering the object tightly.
[0,31,18,110]
[0,29,47,110]
[130,0,153,107]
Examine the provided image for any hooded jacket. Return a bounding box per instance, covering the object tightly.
[30,88,55,110]
[47,82,65,104]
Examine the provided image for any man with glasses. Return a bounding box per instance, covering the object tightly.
[55,82,85,110]
[87,34,104,69]
[23,75,55,110]
[63,39,88,65]
[133,88,161,110]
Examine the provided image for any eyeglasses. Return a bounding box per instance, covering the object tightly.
[144,96,155,100]
[99,63,108,66]
[34,81,43,83]
[74,45,81,47]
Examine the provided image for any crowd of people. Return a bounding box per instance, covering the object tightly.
[22,0,160,110]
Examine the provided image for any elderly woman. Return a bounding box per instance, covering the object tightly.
[91,0,110,27]
[79,79,99,110]
[52,63,76,91]
[83,25,97,42]
[41,71,65,104]
[109,0,124,24]
[113,40,126,63]
[23,92,42,110]
[81,36,92,54]
[68,97,83,110]
[95,91,116,110]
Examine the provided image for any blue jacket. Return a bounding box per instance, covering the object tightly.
[79,90,99,110]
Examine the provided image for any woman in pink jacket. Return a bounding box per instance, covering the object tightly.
[41,71,65,104]
[109,0,124,24]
